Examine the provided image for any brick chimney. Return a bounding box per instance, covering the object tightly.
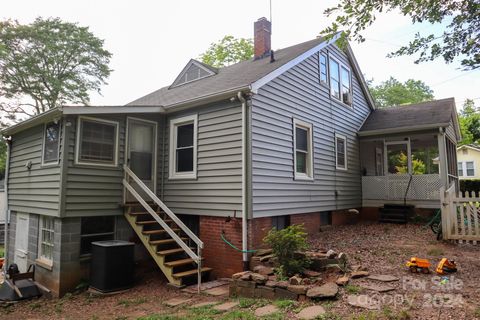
[254,17,271,60]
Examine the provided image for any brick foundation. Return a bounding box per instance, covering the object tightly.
[290,212,321,233]
[332,209,361,225]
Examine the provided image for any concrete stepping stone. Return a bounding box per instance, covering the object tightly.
[297,305,326,319]
[367,275,400,282]
[204,285,229,296]
[189,301,220,308]
[347,295,380,310]
[164,297,192,307]
[213,301,239,312]
[254,304,279,317]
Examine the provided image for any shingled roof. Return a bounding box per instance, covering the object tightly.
[128,37,327,108]
[359,98,459,136]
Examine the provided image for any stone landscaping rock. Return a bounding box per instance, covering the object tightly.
[274,288,298,300]
[287,285,308,294]
[253,265,274,276]
[236,280,256,288]
[255,286,275,300]
[276,281,289,289]
[265,280,278,288]
[367,275,400,282]
[338,252,347,262]
[306,283,339,299]
[165,297,192,307]
[325,264,344,274]
[351,271,370,279]
[255,248,273,256]
[232,271,251,280]
[289,275,303,285]
[326,249,337,259]
[303,270,321,278]
[297,305,326,319]
[250,273,267,284]
[336,276,349,286]
[361,283,396,293]
[254,304,279,317]
[260,254,275,262]
[347,295,380,310]
[213,301,239,312]
[204,285,229,296]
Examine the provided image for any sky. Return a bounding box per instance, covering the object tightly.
[2,0,479,111]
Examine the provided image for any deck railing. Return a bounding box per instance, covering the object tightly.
[362,174,442,201]
[123,165,204,291]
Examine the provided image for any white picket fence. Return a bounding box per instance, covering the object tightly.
[440,184,480,244]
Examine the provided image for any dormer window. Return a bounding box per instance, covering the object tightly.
[171,59,217,88]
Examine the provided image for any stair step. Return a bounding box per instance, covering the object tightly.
[136,219,173,225]
[172,267,213,279]
[149,238,188,245]
[142,228,180,235]
[130,212,151,216]
[157,248,189,256]
[165,258,202,268]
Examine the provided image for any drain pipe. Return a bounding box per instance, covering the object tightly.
[237,91,249,271]
[2,138,11,273]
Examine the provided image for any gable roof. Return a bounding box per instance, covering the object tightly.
[458,144,480,152]
[128,34,375,111]
[170,59,218,88]
[359,98,461,138]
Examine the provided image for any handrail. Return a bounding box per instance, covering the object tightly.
[123,165,204,250]
[403,174,413,206]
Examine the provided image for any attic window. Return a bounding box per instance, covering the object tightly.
[171,60,217,87]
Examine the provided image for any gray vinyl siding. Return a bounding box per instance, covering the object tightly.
[8,124,62,216]
[63,114,163,217]
[251,45,371,217]
[161,101,243,217]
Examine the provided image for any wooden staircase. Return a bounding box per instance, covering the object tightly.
[379,204,414,224]
[122,165,212,288]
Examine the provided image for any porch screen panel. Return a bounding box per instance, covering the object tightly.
[386,143,408,174]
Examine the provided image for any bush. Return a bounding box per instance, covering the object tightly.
[459,179,480,195]
[263,224,310,277]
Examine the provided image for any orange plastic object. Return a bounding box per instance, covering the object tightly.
[406,257,431,273]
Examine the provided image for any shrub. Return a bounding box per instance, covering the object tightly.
[459,179,480,195]
[263,224,310,277]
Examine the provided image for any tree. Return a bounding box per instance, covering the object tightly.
[322,0,480,70]
[0,17,112,120]
[459,99,480,145]
[369,77,434,108]
[199,35,253,68]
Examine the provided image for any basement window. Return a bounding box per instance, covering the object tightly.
[335,134,347,170]
[38,216,55,265]
[169,114,198,180]
[42,121,61,165]
[80,216,115,256]
[76,117,119,167]
[293,119,314,180]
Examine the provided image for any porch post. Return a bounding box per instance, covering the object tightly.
[437,129,448,188]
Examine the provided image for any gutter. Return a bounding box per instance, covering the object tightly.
[237,91,249,271]
[358,123,449,137]
[3,138,11,273]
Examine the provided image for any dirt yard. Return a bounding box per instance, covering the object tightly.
[1,222,479,320]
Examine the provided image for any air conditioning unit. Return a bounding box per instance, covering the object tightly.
[343,92,352,105]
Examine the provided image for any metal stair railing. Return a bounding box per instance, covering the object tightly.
[123,165,203,292]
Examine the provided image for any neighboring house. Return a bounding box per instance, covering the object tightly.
[1,17,461,296]
[457,144,480,180]
[0,179,5,245]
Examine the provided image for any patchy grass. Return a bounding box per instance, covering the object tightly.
[137,315,182,320]
[427,247,444,257]
[350,311,379,320]
[273,299,296,310]
[118,297,148,307]
[345,284,363,294]
[222,310,256,320]
[238,297,257,308]
[319,312,344,320]
[382,307,411,320]
[0,245,4,258]
[475,307,480,318]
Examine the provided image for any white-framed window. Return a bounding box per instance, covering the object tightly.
[169,114,198,180]
[458,162,463,176]
[319,53,328,85]
[75,116,119,167]
[80,216,115,256]
[42,121,61,165]
[329,56,352,106]
[38,216,55,265]
[335,134,347,170]
[466,161,475,176]
[293,119,314,180]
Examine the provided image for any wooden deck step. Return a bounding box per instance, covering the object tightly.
[157,248,191,256]
[142,228,180,235]
[130,212,151,216]
[149,238,187,245]
[136,219,173,225]
[172,267,213,279]
[164,258,203,268]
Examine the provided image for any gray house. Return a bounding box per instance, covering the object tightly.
[1,18,460,296]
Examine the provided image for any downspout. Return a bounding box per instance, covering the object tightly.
[237,91,249,271]
[3,138,11,273]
